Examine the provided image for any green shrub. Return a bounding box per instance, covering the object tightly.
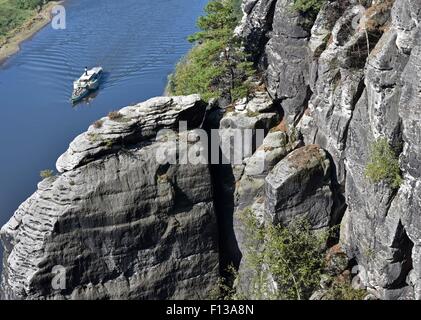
[218,209,361,301]
[169,39,226,101]
[93,119,104,129]
[208,265,243,300]
[0,1,30,39]
[264,220,327,299]
[40,169,54,179]
[324,281,367,300]
[292,0,326,16]
[240,208,328,300]
[187,0,239,43]
[365,138,402,189]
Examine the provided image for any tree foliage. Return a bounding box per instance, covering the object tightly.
[187,0,238,43]
[13,0,44,10]
[169,39,226,101]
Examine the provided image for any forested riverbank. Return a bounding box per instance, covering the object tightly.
[0,0,58,63]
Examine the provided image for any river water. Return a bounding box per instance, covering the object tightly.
[0,0,206,229]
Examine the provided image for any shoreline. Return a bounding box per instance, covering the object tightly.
[0,1,62,66]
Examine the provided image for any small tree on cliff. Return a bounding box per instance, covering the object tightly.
[169,0,255,103]
[240,208,328,300]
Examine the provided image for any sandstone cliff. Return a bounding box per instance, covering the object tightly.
[236,0,421,299]
[1,0,421,300]
[1,96,219,299]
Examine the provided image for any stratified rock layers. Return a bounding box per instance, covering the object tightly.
[1,95,219,300]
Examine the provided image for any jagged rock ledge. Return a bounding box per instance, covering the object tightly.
[56,95,207,172]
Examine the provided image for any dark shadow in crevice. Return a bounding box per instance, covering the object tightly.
[388,222,414,289]
[202,108,241,276]
[325,151,347,231]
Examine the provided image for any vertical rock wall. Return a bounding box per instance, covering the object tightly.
[237,0,421,299]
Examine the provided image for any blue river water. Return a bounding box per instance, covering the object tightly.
[0,0,206,230]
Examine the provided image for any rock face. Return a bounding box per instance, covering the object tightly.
[0,95,219,300]
[233,143,334,297]
[2,0,421,301]
[238,0,421,299]
[239,0,313,125]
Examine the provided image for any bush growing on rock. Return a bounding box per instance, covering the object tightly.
[40,169,54,179]
[108,111,123,121]
[209,265,243,300]
[234,209,365,300]
[292,0,326,17]
[168,40,226,101]
[240,208,328,300]
[365,138,402,189]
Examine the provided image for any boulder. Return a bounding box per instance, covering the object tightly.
[265,145,333,229]
[0,96,218,300]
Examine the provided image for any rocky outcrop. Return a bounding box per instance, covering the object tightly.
[236,0,277,57]
[56,95,208,173]
[263,0,313,125]
[238,0,421,300]
[265,145,333,229]
[0,95,219,300]
[209,91,281,270]
[335,0,420,300]
[232,129,300,276]
[2,0,421,301]
[233,143,335,297]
